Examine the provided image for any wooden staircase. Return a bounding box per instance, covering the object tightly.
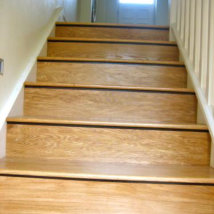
[1,22,214,213]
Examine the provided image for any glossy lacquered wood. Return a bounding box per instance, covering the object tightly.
[48,37,176,45]
[47,38,179,61]
[23,86,197,124]
[56,24,169,41]
[1,174,214,214]
[6,123,210,165]
[38,56,185,66]
[7,117,208,131]
[37,61,187,88]
[56,22,170,29]
[2,21,214,213]
[1,158,214,183]
[25,82,193,93]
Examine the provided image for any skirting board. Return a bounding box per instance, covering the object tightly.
[0,124,6,158]
[171,24,214,167]
[0,8,62,158]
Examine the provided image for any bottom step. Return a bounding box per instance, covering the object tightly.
[0,158,214,214]
[1,176,214,214]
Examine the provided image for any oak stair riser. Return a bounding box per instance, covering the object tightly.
[1,176,214,214]
[56,24,169,41]
[6,123,210,165]
[23,86,197,124]
[37,61,187,88]
[47,39,179,62]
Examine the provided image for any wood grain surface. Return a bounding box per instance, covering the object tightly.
[24,87,197,124]
[0,175,214,214]
[7,117,208,130]
[1,158,214,183]
[2,21,213,214]
[47,40,179,61]
[56,26,169,41]
[56,22,170,29]
[38,56,185,66]
[48,37,176,45]
[25,82,193,93]
[37,61,187,88]
[6,123,210,165]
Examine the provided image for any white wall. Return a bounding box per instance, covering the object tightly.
[96,0,107,23]
[0,0,78,158]
[96,0,118,23]
[95,0,169,26]
[78,0,92,22]
[64,0,79,22]
[155,0,169,25]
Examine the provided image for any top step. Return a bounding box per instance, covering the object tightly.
[56,22,169,41]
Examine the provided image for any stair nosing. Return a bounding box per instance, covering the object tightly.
[37,57,185,66]
[24,82,194,94]
[56,22,169,30]
[7,117,208,131]
[0,159,213,184]
[48,37,177,46]
[1,170,214,184]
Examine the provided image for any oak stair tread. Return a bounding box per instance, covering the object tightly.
[24,82,194,94]
[37,57,185,66]
[48,37,177,46]
[7,117,208,131]
[56,22,169,30]
[0,158,214,184]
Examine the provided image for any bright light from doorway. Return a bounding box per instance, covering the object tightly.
[119,0,154,4]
